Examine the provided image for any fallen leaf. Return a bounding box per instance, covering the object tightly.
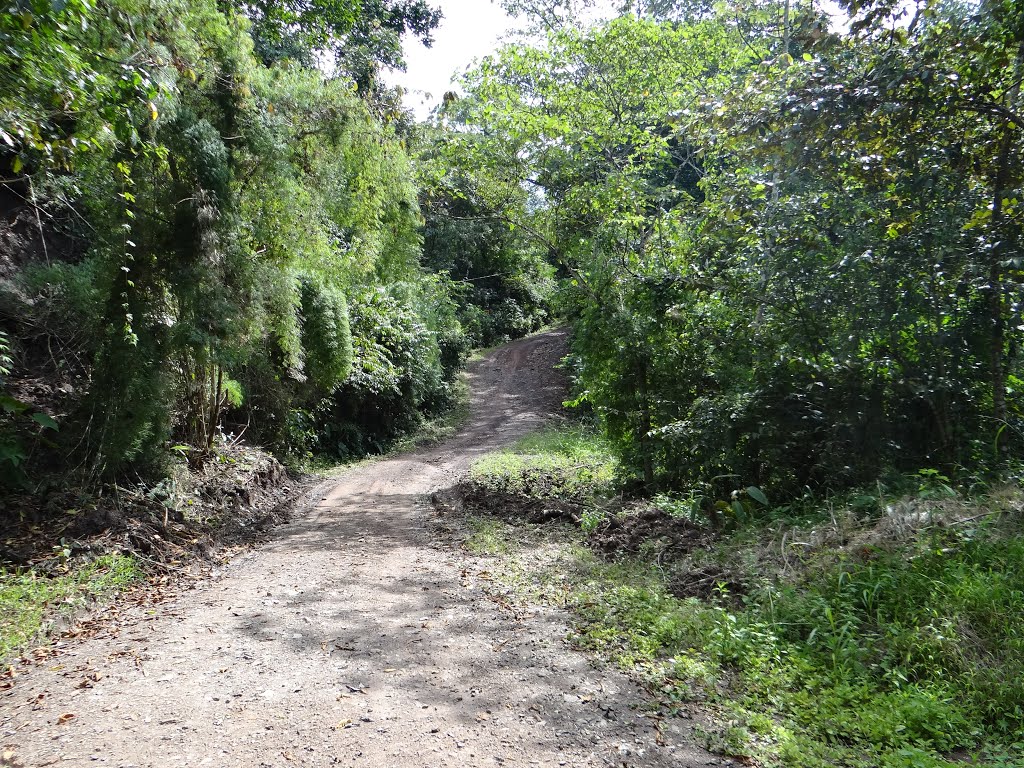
[57,713,75,724]
[653,720,667,747]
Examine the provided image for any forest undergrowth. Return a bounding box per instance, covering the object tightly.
[0,441,300,667]
[437,425,1024,768]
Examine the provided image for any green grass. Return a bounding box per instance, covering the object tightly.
[569,528,1024,768]
[0,554,141,665]
[470,423,617,499]
[465,516,514,555]
[565,512,1024,767]
[459,432,1024,768]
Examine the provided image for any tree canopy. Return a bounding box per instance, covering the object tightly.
[444,0,1024,499]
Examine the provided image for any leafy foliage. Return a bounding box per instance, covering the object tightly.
[244,0,441,92]
[417,136,555,346]
[299,278,353,393]
[456,0,1024,499]
[0,553,140,663]
[466,424,1024,765]
[0,0,463,487]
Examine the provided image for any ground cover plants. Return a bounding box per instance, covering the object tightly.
[469,424,618,501]
[0,442,297,667]
[0,553,140,664]
[448,425,1024,768]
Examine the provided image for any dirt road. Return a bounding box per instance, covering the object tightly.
[1,330,711,767]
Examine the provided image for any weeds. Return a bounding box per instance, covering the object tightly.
[0,554,141,664]
[470,423,617,501]
[464,517,513,555]
[562,526,1024,766]
[462,425,1024,768]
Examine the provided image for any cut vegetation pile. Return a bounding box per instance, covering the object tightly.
[434,425,1024,768]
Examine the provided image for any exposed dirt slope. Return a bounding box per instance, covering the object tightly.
[1,329,713,767]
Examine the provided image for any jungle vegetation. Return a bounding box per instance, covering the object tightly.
[4,1,1024,764]
[1,0,1021,503]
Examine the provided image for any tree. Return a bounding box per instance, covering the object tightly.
[454,13,747,485]
[455,0,1024,498]
[1,0,461,484]
[243,0,442,91]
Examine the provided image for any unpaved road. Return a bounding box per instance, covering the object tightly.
[1,330,712,767]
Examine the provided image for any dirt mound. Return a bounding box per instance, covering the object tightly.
[435,482,733,595]
[0,444,303,573]
[588,504,711,558]
[434,481,584,525]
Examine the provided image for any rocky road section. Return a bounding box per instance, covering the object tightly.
[1,329,713,768]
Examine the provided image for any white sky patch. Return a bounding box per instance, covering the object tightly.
[386,0,520,120]
[386,0,620,120]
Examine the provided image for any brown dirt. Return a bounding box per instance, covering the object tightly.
[0,329,716,768]
[0,444,299,572]
[435,486,735,601]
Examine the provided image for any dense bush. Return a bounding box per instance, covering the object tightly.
[0,0,461,486]
[455,1,1024,500]
[418,138,554,348]
[309,286,462,459]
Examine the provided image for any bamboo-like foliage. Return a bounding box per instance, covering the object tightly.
[0,0,463,482]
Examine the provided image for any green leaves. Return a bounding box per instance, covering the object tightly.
[30,413,59,431]
[746,486,769,506]
[0,396,29,416]
[452,0,1024,499]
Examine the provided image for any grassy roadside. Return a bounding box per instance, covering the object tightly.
[0,554,141,666]
[453,426,1024,768]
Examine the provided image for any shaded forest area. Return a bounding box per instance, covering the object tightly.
[448,0,1024,508]
[4,0,1022,508]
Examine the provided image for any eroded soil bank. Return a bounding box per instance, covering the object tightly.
[1,330,714,768]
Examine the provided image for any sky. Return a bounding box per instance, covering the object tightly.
[384,1,622,119]
[386,0,524,121]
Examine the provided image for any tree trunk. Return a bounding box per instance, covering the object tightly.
[987,41,1024,432]
[635,354,655,486]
